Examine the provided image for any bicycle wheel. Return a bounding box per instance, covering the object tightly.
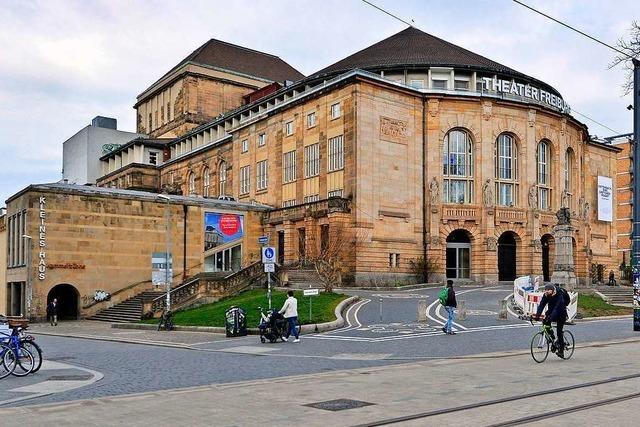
[20,340,43,373]
[530,331,549,363]
[0,344,16,379]
[11,347,35,377]
[560,330,575,360]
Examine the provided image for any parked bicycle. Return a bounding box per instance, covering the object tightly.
[1,325,36,378]
[157,309,175,331]
[522,315,575,363]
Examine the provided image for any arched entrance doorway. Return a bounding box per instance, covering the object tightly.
[47,284,80,320]
[498,232,518,281]
[446,230,471,279]
[541,234,555,282]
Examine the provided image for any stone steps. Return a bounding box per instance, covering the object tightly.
[88,291,165,323]
[286,269,324,290]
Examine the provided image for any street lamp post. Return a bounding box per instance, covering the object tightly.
[156,194,172,313]
[22,234,33,319]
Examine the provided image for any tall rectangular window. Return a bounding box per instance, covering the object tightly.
[328,135,344,172]
[304,143,320,178]
[241,139,248,153]
[258,133,266,147]
[307,112,316,128]
[240,166,250,195]
[330,103,341,119]
[256,160,268,191]
[285,121,294,136]
[283,150,296,183]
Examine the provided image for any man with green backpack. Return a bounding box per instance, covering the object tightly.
[439,280,457,335]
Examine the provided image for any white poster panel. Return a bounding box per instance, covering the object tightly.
[597,176,613,222]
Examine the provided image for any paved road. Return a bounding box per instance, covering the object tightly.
[11,285,637,408]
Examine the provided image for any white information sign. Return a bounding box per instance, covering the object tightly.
[262,246,276,264]
[264,263,275,273]
[303,289,319,296]
[597,176,613,222]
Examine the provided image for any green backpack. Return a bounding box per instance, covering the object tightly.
[438,287,449,305]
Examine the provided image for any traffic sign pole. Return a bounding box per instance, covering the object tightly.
[262,246,276,310]
[268,272,272,310]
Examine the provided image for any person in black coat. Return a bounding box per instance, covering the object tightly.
[442,280,457,335]
[46,298,59,326]
[535,284,568,357]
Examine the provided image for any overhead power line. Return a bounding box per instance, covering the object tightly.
[360,0,414,28]
[569,108,623,135]
[512,0,635,60]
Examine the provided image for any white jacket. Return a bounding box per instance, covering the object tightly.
[279,296,298,318]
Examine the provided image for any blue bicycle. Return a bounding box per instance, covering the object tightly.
[1,326,36,378]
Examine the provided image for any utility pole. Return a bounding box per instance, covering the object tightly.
[632,59,640,330]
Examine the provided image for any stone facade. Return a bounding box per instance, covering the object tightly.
[613,138,632,270]
[3,186,266,320]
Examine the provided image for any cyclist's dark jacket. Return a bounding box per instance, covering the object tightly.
[446,287,457,308]
[535,286,567,322]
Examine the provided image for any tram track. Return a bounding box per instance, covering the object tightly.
[353,371,640,426]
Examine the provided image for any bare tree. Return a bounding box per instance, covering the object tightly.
[610,21,640,95]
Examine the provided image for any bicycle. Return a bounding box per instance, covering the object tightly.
[523,315,575,363]
[0,327,36,377]
[157,310,175,331]
[17,327,43,373]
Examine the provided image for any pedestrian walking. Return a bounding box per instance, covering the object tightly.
[441,280,457,335]
[47,298,58,326]
[279,290,300,342]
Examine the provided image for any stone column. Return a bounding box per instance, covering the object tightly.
[550,208,578,290]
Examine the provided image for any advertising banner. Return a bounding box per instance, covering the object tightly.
[597,176,613,222]
[204,213,244,251]
[152,252,173,287]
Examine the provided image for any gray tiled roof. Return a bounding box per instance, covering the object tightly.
[311,27,524,78]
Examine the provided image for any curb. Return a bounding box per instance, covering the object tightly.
[111,295,360,335]
[335,284,440,291]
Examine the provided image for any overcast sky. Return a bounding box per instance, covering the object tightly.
[0,0,637,205]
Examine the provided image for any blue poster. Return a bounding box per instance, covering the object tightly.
[204,212,244,251]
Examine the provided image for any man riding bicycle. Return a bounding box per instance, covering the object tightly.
[534,283,569,358]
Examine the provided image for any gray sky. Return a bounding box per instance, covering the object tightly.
[0,0,637,205]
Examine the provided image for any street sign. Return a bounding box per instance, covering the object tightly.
[258,235,269,245]
[264,263,275,273]
[303,289,319,296]
[262,246,276,264]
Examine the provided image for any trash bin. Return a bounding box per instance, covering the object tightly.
[225,306,247,337]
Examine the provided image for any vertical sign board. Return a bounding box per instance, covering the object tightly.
[597,176,613,222]
[634,267,640,331]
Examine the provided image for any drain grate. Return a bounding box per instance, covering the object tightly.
[48,375,92,381]
[305,399,374,411]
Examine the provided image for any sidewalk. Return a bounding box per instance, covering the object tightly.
[3,337,640,426]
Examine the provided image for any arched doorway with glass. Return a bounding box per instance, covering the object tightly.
[541,234,555,282]
[498,231,518,281]
[47,284,80,320]
[446,229,471,279]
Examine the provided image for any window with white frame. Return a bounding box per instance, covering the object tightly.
[218,161,227,195]
[330,103,341,119]
[431,79,448,89]
[303,194,319,204]
[454,79,469,90]
[304,143,320,178]
[149,151,158,165]
[241,139,248,153]
[285,121,294,136]
[536,140,551,210]
[328,189,343,198]
[188,172,196,195]
[282,199,296,208]
[283,150,296,183]
[442,129,474,204]
[258,133,266,146]
[203,167,210,197]
[409,79,425,89]
[240,165,250,195]
[495,133,519,206]
[328,135,344,172]
[256,160,268,191]
[564,148,575,208]
[307,112,316,128]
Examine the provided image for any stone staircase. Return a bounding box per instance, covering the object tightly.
[595,286,633,306]
[88,290,165,323]
[286,268,324,290]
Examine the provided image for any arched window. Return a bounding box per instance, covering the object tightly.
[219,161,227,196]
[495,133,519,206]
[564,148,575,208]
[442,129,474,204]
[536,140,551,210]
[188,172,196,195]
[203,167,210,197]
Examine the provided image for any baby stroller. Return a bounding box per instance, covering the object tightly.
[258,307,287,343]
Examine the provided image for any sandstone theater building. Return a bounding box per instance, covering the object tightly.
[4,27,620,318]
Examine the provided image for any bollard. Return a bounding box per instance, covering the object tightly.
[497,299,508,320]
[379,297,383,323]
[417,300,427,322]
[457,300,467,321]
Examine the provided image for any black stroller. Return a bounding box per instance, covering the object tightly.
[258,307,288,343]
